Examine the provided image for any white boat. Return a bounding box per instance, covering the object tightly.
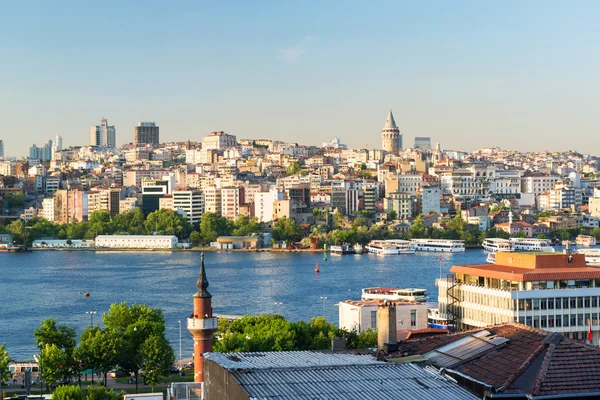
[362,287,428,302]
[486,253,496,264]
[330,244,351,254]
[411,239,465,253]
[576,235,597,247]
[482,238,513,253]
[366,240,416,255]
[353,244,364,254]
[576,248,600,265]
[428,308,454,330]
[509,238,555,252]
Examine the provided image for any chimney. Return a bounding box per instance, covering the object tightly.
[377,302,398,354]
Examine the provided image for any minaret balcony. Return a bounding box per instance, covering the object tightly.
[187,317,218,331]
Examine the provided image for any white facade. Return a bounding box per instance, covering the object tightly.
[254,188,284,223]
[338,300,428,333]
[95,235,178,249]
[203,186,222,216]
[172,189,203,224]
[32,239,93,248]
[42,198,55,221]
[201,131,237,150]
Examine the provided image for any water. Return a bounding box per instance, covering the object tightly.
[0,249,488,359]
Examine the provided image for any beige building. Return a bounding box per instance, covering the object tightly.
[221,187,241,221]
[338,299,428,334]
[203,186,222,216]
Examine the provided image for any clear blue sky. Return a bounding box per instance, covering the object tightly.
[1,1,599,157]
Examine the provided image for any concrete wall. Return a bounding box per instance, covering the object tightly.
[204,359,249,400]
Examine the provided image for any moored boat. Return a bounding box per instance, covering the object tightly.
[353,244,364,254]
[411,239,465,253]
[576,248,600,265]
[576,235,597,247]
[362,287,428,302]
[330,244,352,254]
[428,308,454,330]
[482,238,513,252]
[509,238,555,252]
[366,240,416,255]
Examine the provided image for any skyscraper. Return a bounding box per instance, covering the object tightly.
[52,135,62,159]
[381,106,401,155]
[90,117,116,148]
[134,122,159,146]
[414,137,431,150]
[0,140,4,159]
[29,144,39,160]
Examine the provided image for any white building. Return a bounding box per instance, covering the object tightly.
[254,188,284,223]
[32,239,93,248]
[42,198,55,221]
[90,117,116,148]
[172,189,203,224]
[437,252,600,344]
[95,235,178,249]
[201,131,237,150]
[420,185,440,215]
[338,299,428,334]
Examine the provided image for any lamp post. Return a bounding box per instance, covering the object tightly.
[274,302,283,315]
[178,320,182,368]
[320,296,328,320]
[38,342,44,398]
[85,311,97,328]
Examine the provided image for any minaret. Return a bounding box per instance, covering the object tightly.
[188,253,218,383]
[381,105,401,155]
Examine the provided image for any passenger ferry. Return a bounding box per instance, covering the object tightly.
[482,238,513,253]
[509,238,555,252]
[576,249,600,265]
[427,308,454,330]
[330,244,352,254]
[362,287,428,302]
[576,235,597,247]
[411,239,465,253]
[366,240,416,255]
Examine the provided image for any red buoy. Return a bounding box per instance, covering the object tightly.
[315,262,320,273]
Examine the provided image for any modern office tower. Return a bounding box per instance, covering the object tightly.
[29,144,39,160]
[414,136,432,150]
[90,117,117,148]
[0,140,4,159]
[381,106,401,154]
[134,122,159,146]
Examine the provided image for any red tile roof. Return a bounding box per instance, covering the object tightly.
[451,260,600,282]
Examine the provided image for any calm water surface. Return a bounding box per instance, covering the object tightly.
[0,249,488,359]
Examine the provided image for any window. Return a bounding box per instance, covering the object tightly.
[371,311,377,328]
[578,297,584,308]
[411,310,417,327]
[586,297,591,308]
[578,314,585,326]
[563,315,570,327]
[570,298,577,308]
[533,299,540,310]
[571,314,577,327]
[594,297,598,308]
[541,299,547,310]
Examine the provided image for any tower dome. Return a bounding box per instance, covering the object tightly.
[381,106,401,154]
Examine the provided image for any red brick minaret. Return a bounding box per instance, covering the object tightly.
[188,252,218,383]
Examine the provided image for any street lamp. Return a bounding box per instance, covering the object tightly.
[320,296,328,320]
[85,311,97,328]
[178,320,182,368]
[274,302,283,315]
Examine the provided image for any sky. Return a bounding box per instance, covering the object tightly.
[1,1,600,157]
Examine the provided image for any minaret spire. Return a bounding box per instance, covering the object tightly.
[194,252,211,298]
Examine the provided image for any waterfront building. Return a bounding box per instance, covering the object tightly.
[201,131,237,150]
[90,117,116,148]
[188,253,218,384]
[53,189,88,223]
[134,122,159,146]
[95,235,178,248]
[414,136,431,150]
[338,299,428,333]
[381,106,401,154]
[254,187,284,223]
[437,252,600,344]
[32,239,93,248]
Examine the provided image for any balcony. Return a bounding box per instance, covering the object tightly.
[187,317,218,331]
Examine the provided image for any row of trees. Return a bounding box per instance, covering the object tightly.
[31,303,174,393]
[214,315,377,353]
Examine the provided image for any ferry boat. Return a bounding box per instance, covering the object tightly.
[330,244,352,255]
[411,239,465,253]
[353,244,364,254]
[366,240,416,255]
[427,308,454,330]
[0,245,30,253]
[509,238,555,252]
[482,238,513,253]
[576,249,600,265]
[576,235,597,247]
[362,287,428,302]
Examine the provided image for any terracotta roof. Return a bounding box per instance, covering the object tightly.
[451,263,600,282]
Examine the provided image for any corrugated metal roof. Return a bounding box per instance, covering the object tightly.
[233,363,477,400]
[204,351,383,370]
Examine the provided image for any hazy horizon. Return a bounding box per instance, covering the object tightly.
[2,1,599,157]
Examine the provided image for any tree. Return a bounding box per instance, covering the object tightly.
[87,386,120,400]
[139,335,174,391]
[40,343,66,390]
[5,220,29,245]
[214,315,296,353]
[538,233,547,239]
[232,216,262,237]
[286,161,302,176]
[77,327,122,386]
[52,385,84,400]
[102,303,172,393]
[409,216,427,239]
[0,343,11,400]
[34,319,77,379]
[144,209,191,239]
[387,210,397,221]
[189,231,202,246]
[199,212,232,243]
[271,217,303,242]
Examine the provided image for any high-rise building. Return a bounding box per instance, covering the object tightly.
[381,106,401,154]
[0,140,4,159]
[90,117,117,148]
[29,144,39,160]
[134,122,159,146]
[414,137,431,150]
